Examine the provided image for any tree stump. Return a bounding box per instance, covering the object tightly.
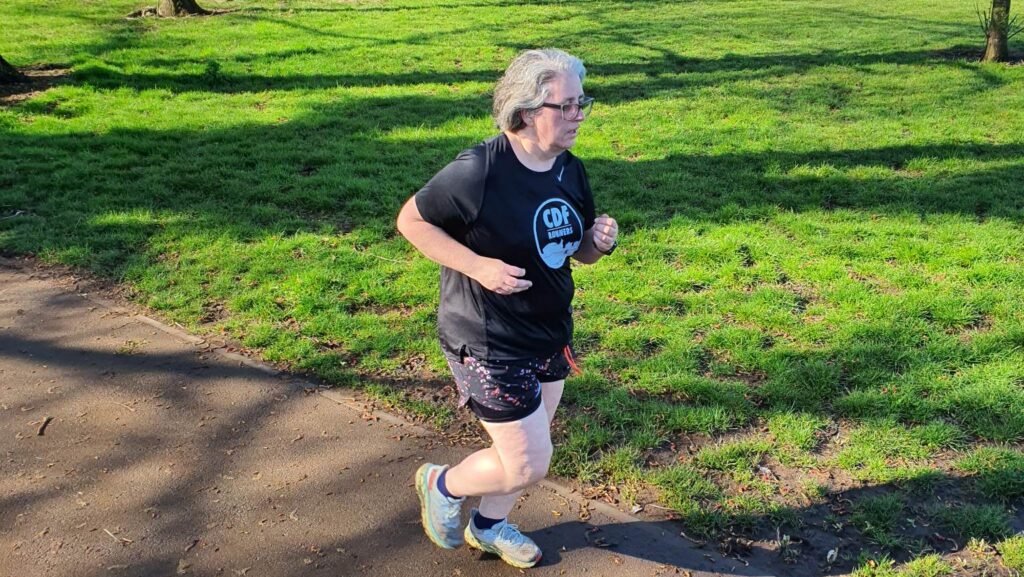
[982,0,1011,62]
[0,55,26,84]
[157,0,210,16]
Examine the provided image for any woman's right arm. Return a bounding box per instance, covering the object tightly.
[396,197,532,294]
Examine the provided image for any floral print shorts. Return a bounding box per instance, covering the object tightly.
[444,346,577,423]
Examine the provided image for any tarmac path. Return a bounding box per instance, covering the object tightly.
[0,260,772,577]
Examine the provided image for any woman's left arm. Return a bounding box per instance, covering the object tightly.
[574,213,618,265]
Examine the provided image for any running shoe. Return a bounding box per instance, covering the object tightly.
[464,507,542,568]
[415,463,465,549]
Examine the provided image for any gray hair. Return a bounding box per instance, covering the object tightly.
[492,48,586,133]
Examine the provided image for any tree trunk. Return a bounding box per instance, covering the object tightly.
[156,0,209,17]
[983,0,1011,62]
[0,55,26,84]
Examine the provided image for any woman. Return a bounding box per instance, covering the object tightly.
[396,48,618,569]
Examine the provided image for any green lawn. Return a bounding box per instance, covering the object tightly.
[2,0,1023,571]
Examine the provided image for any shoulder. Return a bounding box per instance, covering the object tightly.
[563,150,585,169]
[561,151,590,185]
[429,142,489,191]
[455,140,488,164]
[444,137,499,180]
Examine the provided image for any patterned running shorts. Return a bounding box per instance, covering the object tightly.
[444,346,578,423]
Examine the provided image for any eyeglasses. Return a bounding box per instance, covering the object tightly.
[538,96,595,120]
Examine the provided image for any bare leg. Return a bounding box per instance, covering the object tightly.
[540,379,564,425]
[444,403,552,499]
[454,380,566,519]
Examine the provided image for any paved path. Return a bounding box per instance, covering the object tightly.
[0,260,773,577]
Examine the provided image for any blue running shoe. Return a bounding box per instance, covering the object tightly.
[415,463,465,549]
[464,507,542,568]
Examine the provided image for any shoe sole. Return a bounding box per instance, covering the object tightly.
[415,463,460,550]
[464,524,542,569]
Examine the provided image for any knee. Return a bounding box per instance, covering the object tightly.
[506,442,552,491]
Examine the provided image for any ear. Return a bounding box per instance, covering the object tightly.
[519,108,535,127]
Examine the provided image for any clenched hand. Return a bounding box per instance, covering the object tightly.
[592,213,618,254]
[472,257,532,296]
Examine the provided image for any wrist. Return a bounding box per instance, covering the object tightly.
[593,239,617,256]
[465,253,488,280]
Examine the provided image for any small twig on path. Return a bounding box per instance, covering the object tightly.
[679,529,707,547]
[37,416,53,436]
[111,402,136,412]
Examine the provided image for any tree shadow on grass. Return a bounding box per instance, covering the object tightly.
[539,473,1024,576]
[36,0,997,102]
[551,314,1024,571]
[227,0,690,16]
[2,91,1023,307]
[2,92,488,247]
[586,142,1024,228]
[2,302,1021,577]
[4,94,1023,573]
[3,80,1021,253]
[4,3,1022,575]
[64,43,1005,101]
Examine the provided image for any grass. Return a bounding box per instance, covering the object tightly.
[692,438,772,471]
[3,0,1024,569]
[852,555,901,577]
[768,412,828,453]
[852,554,954,577]
[899,555,954,577]
[362,383,454,429]
[998,534,1024,571]
[648,462,724,533]
[956,446,1024,501]
[836,419,964,483]
[852,493,907,549]
[930,503,1014,541]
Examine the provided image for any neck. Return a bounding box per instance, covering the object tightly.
[505,130,559,172]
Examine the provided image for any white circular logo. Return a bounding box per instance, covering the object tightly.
[533,198,583,269]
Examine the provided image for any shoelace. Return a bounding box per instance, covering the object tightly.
[495,522,531,549]
[440,498,461,526]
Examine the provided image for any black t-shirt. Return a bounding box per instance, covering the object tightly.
[415,133,596,360]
